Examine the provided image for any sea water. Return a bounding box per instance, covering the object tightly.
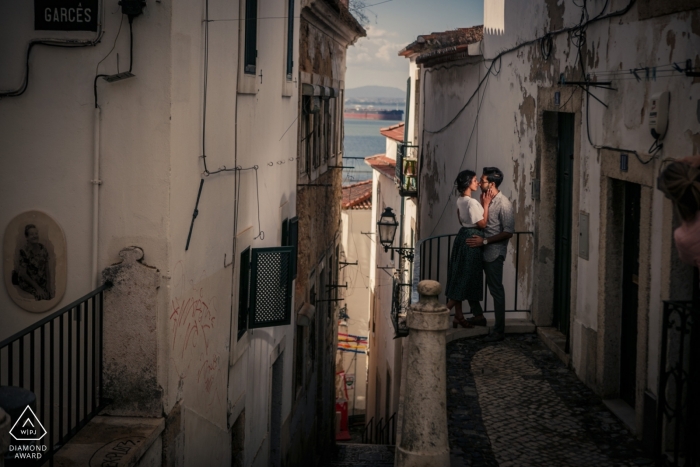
[342,118,401,186]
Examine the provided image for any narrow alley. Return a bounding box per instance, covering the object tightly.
[331,331,655,467]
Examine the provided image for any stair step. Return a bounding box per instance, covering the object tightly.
[52,416,164,467]
[330,443,394,466]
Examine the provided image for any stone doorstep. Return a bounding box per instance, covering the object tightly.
[603,399,637,435]
[51,416,164,467]
[537,327,571,367]
[446,318,536,344]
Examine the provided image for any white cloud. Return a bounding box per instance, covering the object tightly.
[347,27,404,66]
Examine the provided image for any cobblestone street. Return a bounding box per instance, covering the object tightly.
[447,334,654,467]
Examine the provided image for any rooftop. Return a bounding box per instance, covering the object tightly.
[365,154,396,180]
[380,122,405,142]
[342,180,372,210]
[399,26,484,66]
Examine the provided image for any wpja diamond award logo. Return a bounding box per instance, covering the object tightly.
[8,406,48,460]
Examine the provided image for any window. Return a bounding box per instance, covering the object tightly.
[286,0,294,80]
[313,107,321,169]
[322,99,330,165]
[300,97,310,175]
[244,0,257,74]
[238,247,251,340]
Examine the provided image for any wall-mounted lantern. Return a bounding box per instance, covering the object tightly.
[377,207,414,262]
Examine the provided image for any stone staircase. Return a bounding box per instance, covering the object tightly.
[328,443,394,467]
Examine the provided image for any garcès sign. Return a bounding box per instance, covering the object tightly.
[34,0,99,31]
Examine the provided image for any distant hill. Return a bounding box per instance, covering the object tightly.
[345,86,405,99]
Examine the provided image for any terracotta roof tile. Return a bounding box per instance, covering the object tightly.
[380,122,405,142]
[342,180,372,209]
[365,154,396,180]
[399,26,484,60]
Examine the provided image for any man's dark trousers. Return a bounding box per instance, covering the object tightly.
[484,256,506,334]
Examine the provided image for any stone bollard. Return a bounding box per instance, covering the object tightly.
[396,280,451,467]
[0,408,9,467]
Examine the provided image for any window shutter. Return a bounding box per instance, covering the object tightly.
[237,247,251,340]
[289,217,298,279]
[248,247,294,329]
[282,218,289,247]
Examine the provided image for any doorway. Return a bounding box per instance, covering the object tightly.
[620,182,641,407]
[553,112,575,339]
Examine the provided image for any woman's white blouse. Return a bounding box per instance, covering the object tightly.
[456,196,484,228]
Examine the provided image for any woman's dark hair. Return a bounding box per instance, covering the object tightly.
[454,170,477,195]
[24,224,37,237]
[658,161,700,222]
[482,166,504,188]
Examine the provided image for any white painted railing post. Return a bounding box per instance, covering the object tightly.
[396,280,450,467]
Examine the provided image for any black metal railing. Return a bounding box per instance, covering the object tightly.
[417,231,533,313]
[0,282,111,466]
[360,412,397,445]
[656,299,697,467]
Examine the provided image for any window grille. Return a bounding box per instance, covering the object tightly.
[244,0,257,74]
[249,247,294,328]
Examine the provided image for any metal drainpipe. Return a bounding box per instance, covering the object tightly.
[91,107,102,288]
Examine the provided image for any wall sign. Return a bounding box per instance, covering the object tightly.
[35,0,99,31]
[3,211,67,313]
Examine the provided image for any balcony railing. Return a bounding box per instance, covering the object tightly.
[395,143,419,197]
[415,231,533,313]
[656,299,697,467]
[0,282,111,466]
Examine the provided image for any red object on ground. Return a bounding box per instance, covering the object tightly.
[335,400,351,441]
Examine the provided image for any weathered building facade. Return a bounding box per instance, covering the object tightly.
[402,0,699,449]
[290,0,364,463]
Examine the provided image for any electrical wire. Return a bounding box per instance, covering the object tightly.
[95,14,124,75]
[425,70,491,239]
[94,18,134,108]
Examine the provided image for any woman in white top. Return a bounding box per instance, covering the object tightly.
[445,170,493,328]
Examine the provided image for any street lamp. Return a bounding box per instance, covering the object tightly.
[377,207,399,250]
[376,207,414,262]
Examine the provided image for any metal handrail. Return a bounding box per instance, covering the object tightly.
[413,231,534,313]
[0,282,112,466]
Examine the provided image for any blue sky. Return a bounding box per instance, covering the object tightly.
[346,0,484,90]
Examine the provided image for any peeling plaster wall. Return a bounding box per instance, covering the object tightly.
[416,0,700,438]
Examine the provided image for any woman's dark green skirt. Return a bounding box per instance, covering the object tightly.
[445,227,484,302]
